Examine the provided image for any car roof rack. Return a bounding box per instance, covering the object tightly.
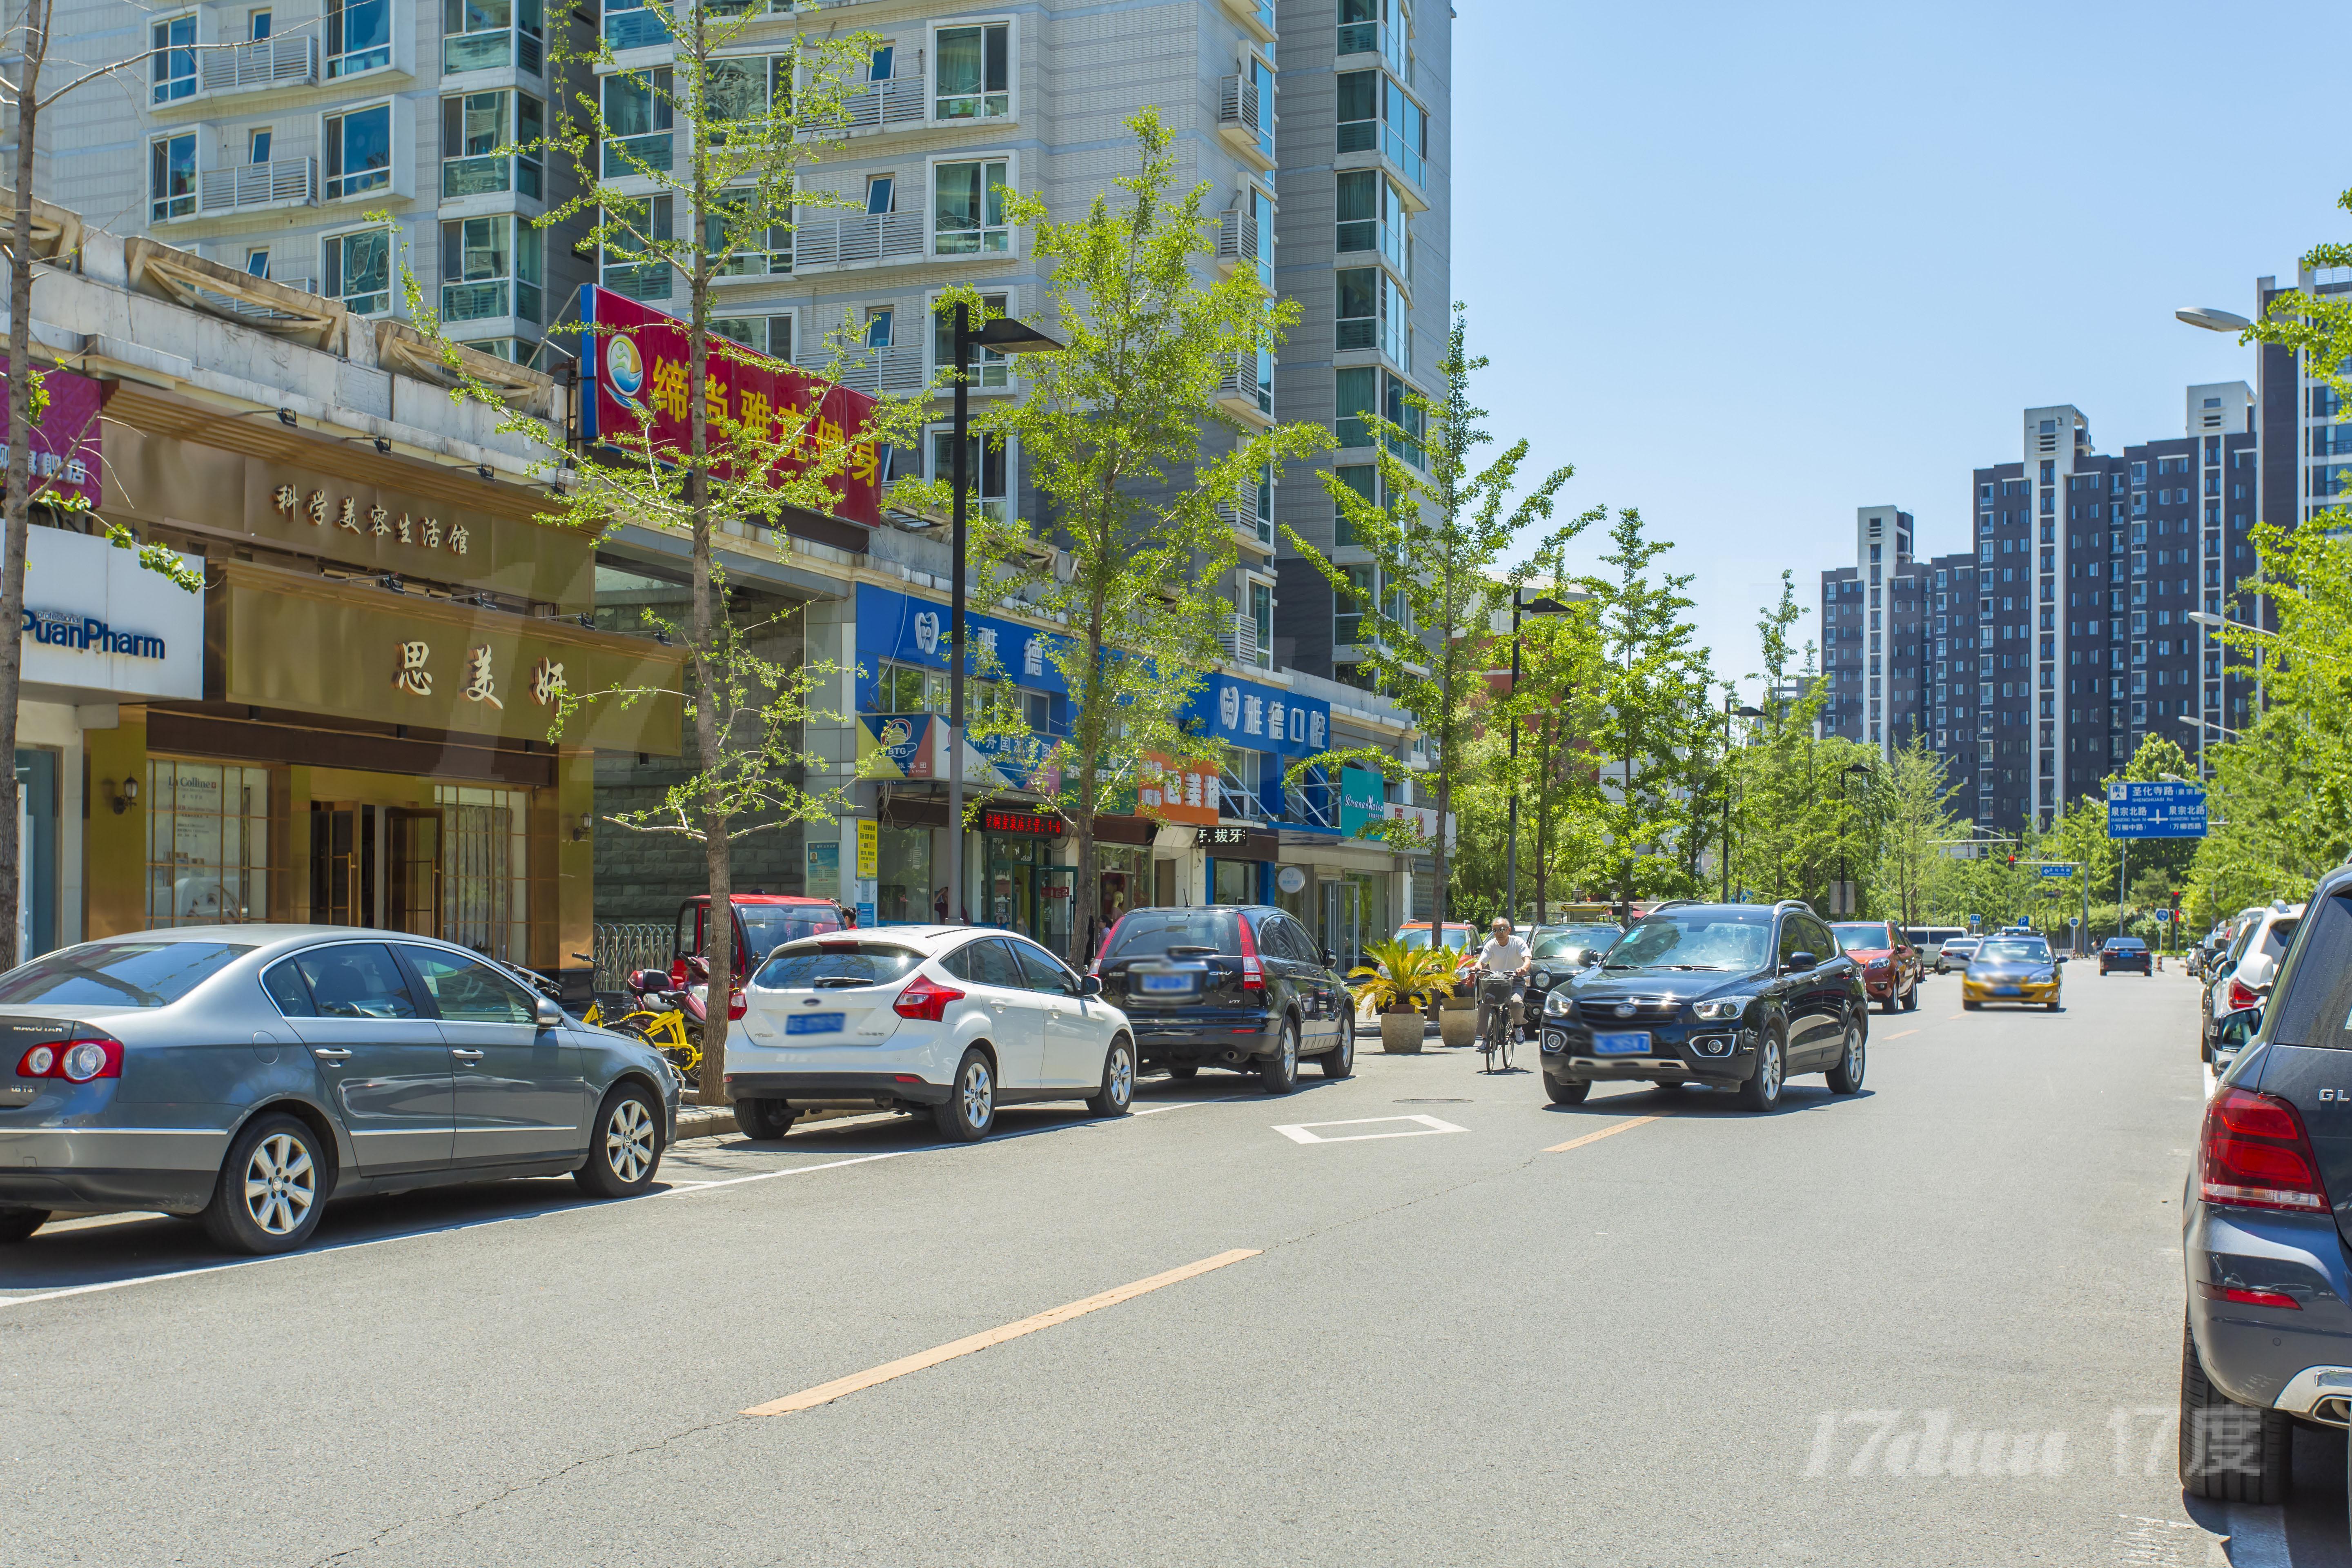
[1647,898,1700,913]
[1771,898,1815,915]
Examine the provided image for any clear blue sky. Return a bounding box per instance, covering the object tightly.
[1454,1,2347,699]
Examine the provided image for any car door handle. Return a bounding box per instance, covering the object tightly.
[310,1047,352,1063]
[450,1048,485,1063]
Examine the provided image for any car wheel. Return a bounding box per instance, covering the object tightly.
[1827,1020,1865,1094]
[2180,1315,2292,1502]
[933,1049,996,1142]
[2045,999,2060,1013]
[0,1205,50,1244]
[1320,1013,1355,1079]
[201,1112,327,1255]
[577,1082,664,1198]
[1739,1027,1786,1111]
[736,1097,797,1141]
[1902,978,1920,1011]
[1964,1000,1981,1011]
[1085,1037,1135,1118]
[1546,1077,1590,1105]
[1259,1018,1300,1096]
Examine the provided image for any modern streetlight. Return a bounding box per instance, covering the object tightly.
[2168,712,2245,739]
[1836,760,1871,916]
[1503,590,1573,923]
[1719,695,1764,901]
[2186,609,2270,637]
[2175,306,2253,334]
[945,303,1063,926]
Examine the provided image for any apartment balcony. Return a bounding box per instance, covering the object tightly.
[601,131,675,178]
[602,3,670,52]
[197,157,317,216]
[195,35,317,98]
[1337,115,1427,205]
[444,24,545,75]
[789,209,926,272]
[601,263,672,303]
[1216,75,1275,170]
[1216,615,1268,673]
[815,341,924,396]
[1214,208,1258,275]
[442,153,544,202]
[443,279,541,327]
[821,67,926,136]
[1216,479,1271,547]
[1216,0,1277,45]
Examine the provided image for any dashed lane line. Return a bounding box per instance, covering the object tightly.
[1543,1116,1663,1154]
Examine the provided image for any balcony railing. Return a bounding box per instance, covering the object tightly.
[1216,612,1269,671]
[826,69,925,133]
[603,5,670,50]
[443,154,542,200]
[445,25,543,74]
[1217,74,1273,163]
[197,34,317,95]
[1338,116,1425,191]
[815,341,924,395]
[197,156,317,215]
[1215,208,1259,273]
[601,263,671,302]
[601,131,674,176]
[1216,354,1267,422]
[789,208,925,270]
[443,279,541,324]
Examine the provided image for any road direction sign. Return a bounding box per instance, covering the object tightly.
[2155,909,2173,924]
[2107,780,2207,839]
[2039,863,2074,879]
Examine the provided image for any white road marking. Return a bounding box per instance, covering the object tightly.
[1271,1114,1465,1145]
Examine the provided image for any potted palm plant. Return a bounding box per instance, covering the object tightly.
[1349,938,1457,1054]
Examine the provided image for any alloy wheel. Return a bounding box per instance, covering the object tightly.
[1761,1037,1783,1099]
[1108,1045,1133,1108]
[1844,1028,1863,1080]
[241,1132,316,1237]
[606,1099,656,1184]
[962,1059,995,1126]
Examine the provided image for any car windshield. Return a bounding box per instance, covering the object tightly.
[1395,925,1475,952]
[1106,910,1239,960]
[1829,923,1892,952]
[739,905,839,959]
[754,942,921,990]
[0,940,252,1007]
[1532,925,1619,960]
[1605,913,1771,972]
[1977,939,2049,962]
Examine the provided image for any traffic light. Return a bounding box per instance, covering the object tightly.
[2007,854,2016,868]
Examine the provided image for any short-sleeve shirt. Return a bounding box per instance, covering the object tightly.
[1479,935,1530,971]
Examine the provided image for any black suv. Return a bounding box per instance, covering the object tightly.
[1092,905,1354,1093]
[1538,900,1869,1111]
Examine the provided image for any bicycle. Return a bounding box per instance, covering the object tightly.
[1476,968,1519,1074]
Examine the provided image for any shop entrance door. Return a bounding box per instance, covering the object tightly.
[309,803,379,928]
[1323,878,1364,973]
[1036,866,1073,961]
[388,808,441,938]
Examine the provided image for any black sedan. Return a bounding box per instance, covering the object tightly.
[1539,900,1869,1113]
[2098,936,2152,976]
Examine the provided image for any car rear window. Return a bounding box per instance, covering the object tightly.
[0,940,252,1007]
[1977,939,2050,962]
[1105,910,1239,960]
[739,906,840,959]
[2105,939,2144,951]
[754,943,920,990]
[2261,917,2302,960]
[2267,892,2352,1048]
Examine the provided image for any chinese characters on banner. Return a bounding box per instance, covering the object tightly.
[1138,752,1221,827]
[580,285,885,528]
[273,483,468,557]
[0,357,104,510]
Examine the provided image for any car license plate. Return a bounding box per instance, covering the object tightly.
[1592,1031,1649,1056]
[1991,986,2019,996]
[786,1012,844,1035]
[1138,972,1194,994]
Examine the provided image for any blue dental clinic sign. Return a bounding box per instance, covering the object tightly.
[2106,780,2207,840]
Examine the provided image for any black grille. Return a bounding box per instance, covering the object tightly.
[1575,997,1681,1025]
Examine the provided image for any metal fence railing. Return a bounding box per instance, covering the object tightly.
[591,922,673,998]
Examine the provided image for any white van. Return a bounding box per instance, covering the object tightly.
[1905,926,1967,967]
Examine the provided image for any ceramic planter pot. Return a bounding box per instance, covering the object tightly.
[1379,1009,1425,1054]
[1437,997,1479,1048]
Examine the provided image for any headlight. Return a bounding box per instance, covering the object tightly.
[1545,990,1572,1017]
[1690,998,1744,1022]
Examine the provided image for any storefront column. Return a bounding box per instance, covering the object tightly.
[83,710,149,939]
[553,747,595,986]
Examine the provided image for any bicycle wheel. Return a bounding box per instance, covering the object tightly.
[1499,1026,1514,1073]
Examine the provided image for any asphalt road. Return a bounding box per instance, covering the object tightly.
[2,965,2341,1566]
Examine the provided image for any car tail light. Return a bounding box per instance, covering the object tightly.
[2226,976,2262,1011]
[2196,1280,2301,1310]
[728,988,746,1022]
[1236,915,1264,992]
[16,1039,121,1081]
[1089,914,1126,978]
[2201,1086,2330,1214]
[894,973,964,1022]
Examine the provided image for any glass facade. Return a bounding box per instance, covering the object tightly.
[147,760,274,927]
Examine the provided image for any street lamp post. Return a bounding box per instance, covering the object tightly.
[1720,694,1763,902]
[1503,591,1571,924]
[1836,761,1871,916]
[945,303,1062,924]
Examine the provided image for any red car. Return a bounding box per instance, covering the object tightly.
[667,895,844,1021]
[1829,919,1921,1013]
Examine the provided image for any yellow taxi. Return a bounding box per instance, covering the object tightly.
[1960,931,2063,1011]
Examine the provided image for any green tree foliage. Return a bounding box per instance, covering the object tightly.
[968,109,1325,958]
[1501,547,1614,919]
[1288,313,1577,936]
[1871,737,1964,928]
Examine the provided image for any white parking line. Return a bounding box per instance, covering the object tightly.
[1272,1114,1465,1145]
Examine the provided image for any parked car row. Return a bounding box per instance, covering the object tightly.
[2199,903,2304,1064]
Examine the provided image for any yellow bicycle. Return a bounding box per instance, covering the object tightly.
[577,953,701,1084]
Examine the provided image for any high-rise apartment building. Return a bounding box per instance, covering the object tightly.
[1820,386,2261,835]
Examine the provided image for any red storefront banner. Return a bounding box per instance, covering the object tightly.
[578,285,884,528]
[0,356,104,511]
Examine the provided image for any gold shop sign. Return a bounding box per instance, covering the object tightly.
[211,561,683,754]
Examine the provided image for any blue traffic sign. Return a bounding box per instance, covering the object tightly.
[2107,780,2207,840]
[2038,863,2074,878]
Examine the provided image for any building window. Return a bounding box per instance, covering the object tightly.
[249,7,272,37]
[1336,565,1376,645]
[931,429,1008,523]
[704,188,792,276]
[1336,266,1408,366]
[599,195,673,301]
[711,312,792,360]
[874,660,949,713]
[444,0,543,73]
[601,67,674,175]
[324,103,394,199]
[150,13,198,104]
[1333,463,1374,548]
[245,247,272,279]
[441,214,542,325]
[147,761,275,925]
[324,226,394,315]
[934,22,1009,120]
[437,784,528,962]
[1335,69,1427,189]
[327,0,393,77]
[1247,580,1273,670]
[1335,367,1423,464]
[933,158,1010,254]
[148,133,196,222]
[1335,169,1405,273]
[443,90,543,198]
[933,292,1010,388]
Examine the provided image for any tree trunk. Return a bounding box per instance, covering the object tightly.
[0,35,42,972]
[686,58,730,1102]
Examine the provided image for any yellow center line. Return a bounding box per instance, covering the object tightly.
[1879,1029,1920,1041]
[742,1248,1262,1417]
[1544,1116,1662,1154]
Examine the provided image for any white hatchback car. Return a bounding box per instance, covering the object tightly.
[723,927,1136,1142]
[2202,902,2303,1060]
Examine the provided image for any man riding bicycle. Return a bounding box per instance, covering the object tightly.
[1474,917,1532,1046]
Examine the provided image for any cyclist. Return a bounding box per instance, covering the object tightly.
[1474,916,1532,1046]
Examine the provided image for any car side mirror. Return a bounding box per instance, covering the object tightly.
[1784,951,1817,973]
[2218,1007,2263,1047]
[2244,953,2277,989]
[1079,974,1103,998]
[535,996,564,1028]
[1322,949,1338,968]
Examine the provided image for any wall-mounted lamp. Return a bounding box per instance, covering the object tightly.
[571,811,594,842]
[476,464,494,482]
[109,777,139,815]
[275,408,298,428]
[373,437,392,455]
[376,573,404,593]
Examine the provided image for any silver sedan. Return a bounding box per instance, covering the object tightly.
[0,926,679,1254]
